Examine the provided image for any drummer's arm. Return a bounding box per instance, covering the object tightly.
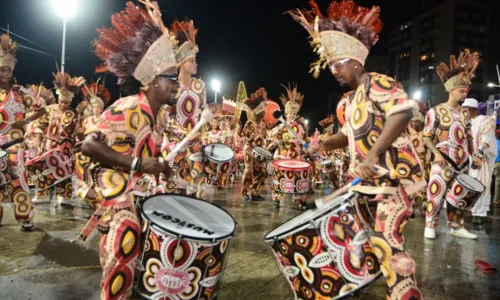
[11,108,47,129]
[320,132,348,151]
[81,135,134,170]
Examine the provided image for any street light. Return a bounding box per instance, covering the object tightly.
[52,0,77,73]
[304,119,309,125]
[413,90,422,101]
[488,82,500,88]
[211,79,221,103]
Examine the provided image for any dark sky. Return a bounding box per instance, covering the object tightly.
[2,0,424,129]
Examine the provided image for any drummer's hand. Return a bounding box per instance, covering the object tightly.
[356,154,378,180]
[163,162,174,180]
[139,157,166,175]
[472,156,482,168]
[12,120,26,129]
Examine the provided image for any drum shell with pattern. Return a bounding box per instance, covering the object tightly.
[445,173,485,210]
[251,146,273,162]
[272,160,312,194]
[265,192,381,300]
[25,142,74,190]
[203,143,234,182]
[0,150,11,187]
[138,194,236,300]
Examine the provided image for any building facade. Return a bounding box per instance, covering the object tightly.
[388,0,492,106]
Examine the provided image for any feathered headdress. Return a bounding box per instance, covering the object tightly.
[289,0,383,78]
[82,81,111,109]
[245,88,267,115]
[319,114,335,128]
[0,34,17,70]
[280,83,304,114]
[94,1,178,86]
[171,19,199,66]
[53,71,86,94]
[26,84,55,108]
[436,51,480,92]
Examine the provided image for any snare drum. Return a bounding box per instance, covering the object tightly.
[0,150,11,187]
[265,192,381,300]
[446,173,485,210]
[272,160,312,194]
[25,142,74,190]
[251,146,273,162]
[137,194,237,300]
[204,143,234,183]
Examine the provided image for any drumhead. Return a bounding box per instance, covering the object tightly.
[273,160,311,171]
[264,192,355,241]
[204,143,234,162]
[0,150,7,158]
[456,174,485,192]
[321,160,333,165]
[253,147,273,157]
[141,194,237,242]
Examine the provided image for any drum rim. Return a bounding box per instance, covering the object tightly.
[264,192,356,241]
[252,146,273,157]
[456,173,485,192]
[273,159,311,171]
[0,150,7,158]
[140,193,238,242]
[204,143,234,162]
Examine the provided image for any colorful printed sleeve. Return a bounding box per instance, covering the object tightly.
[86,104,138,148]
[368,74,418,119]
[423,108,438,138]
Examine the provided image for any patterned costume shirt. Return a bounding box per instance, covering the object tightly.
[341,73,425,195]
[0,86,34,149]
[241,120,267,150]
[175,78,206,132]
[39,104,78,149]
[271,121,306,159]
[423,103,472,168]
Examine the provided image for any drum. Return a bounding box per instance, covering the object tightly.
[0,150,11,187]
[265,192,381,300]
[251,146,273,162]
[204,143,234,183]
[446,173,485,210]
[321,159,335,180]
[25,142,74,190]
[137,194,237,300]
[272,160,312,194]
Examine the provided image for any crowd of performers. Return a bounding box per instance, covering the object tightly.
[0,0,498,299]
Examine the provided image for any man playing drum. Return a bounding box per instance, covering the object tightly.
[0,33,36,231]
[423,52,480,240]
[77,1,180,298]
[26,71,85,206]
[291,1,424,298]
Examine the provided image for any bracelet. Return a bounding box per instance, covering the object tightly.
[131,157,140,171]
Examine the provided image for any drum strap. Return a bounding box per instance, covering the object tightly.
[439,151,467,172]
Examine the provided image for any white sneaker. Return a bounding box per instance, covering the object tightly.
[450,228,477,239]
[32,197,50,204]
[424,227,436,239]
[58,196,72,206]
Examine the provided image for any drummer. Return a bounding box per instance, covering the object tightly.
[268,84,308,209]
[74,82,111,210]
[423,52,481,240]
[292,1,424,298]
[26,71,85,206]
[77,2,179,298]
[240,88,269,201]
[0,33,36,231]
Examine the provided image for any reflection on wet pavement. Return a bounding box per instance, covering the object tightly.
[1,180,499,299]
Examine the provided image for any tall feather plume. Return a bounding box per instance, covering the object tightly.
[436,51,480,83]
[309,0,323,17]
[171,19,198,46]
[0,34,17,57]
[53,72,86,93]
[319,114,335,128]
[82,81,111,105]
[244,88,267,110]
[27,84,55,106]
[279,83,304,107]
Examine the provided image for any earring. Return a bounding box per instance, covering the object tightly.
[354,65,358,69]
[154,83,159,88]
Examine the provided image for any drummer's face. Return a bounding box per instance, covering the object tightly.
[286,111,296,121]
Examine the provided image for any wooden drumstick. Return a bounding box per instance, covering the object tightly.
[165,109,213,161]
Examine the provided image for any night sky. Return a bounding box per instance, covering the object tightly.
[2,0,426,129]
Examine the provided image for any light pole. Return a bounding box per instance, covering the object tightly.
[211,79,221,104]
[52,0,77,73]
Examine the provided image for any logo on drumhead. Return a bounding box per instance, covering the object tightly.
[155,268,190,294]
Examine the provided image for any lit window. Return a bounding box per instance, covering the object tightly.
[420,55,428,61]
[420,77,426,83]
[431,53,435,58]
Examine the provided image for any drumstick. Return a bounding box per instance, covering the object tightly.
[0,138,24,150]
[165,109,213,161]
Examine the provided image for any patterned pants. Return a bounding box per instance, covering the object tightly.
[35,178,73,202]
[426,164,465,229]
[359,187,422,299]
[241,151,267,196]
[0,155,34,224]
